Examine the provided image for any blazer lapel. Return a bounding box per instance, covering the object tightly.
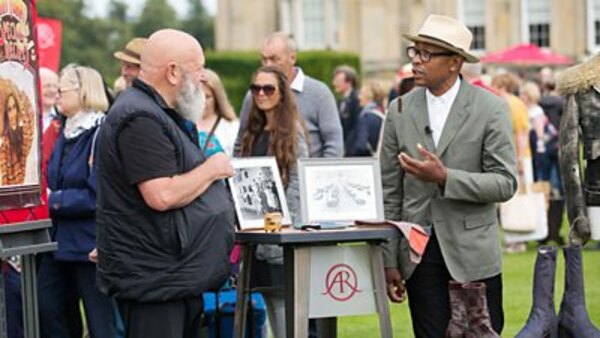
[435,82,472,157]
[409,90,436,152]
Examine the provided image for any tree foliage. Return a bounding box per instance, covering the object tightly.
[133,0,179,38]
[36,0,214,84]
[180,0,214,49]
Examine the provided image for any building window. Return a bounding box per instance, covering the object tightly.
[529,23,550,47]
[462,0,485,50]
[588,0,600,51]
[302,0,325,49]
[469,26,486,50]
[525,0,551,47]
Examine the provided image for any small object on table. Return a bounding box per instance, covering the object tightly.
[264,212,283,233]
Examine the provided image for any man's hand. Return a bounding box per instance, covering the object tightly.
[204,152,235,181]
[385,268,406,303]
[88,248,98,263]
[398,144,447,185]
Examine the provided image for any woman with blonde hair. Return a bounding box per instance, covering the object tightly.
[196,68,239,156]
[38,64,116,338]
[520,81,550,181]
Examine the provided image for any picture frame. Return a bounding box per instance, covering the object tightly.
[228,157,291,230]
[0,4,43,211]
[298,158,384,225]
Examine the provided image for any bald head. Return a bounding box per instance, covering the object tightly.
[139,29,205,107]
[39,67,59,113]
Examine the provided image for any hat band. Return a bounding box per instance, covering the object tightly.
[418,34,467,53]
[122,48,141,61]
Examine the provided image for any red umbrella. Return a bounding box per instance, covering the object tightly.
[481,43,573,66]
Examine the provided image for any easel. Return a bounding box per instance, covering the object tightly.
[0,220,56,338]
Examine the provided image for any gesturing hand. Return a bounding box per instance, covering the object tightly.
[398,144,447,185]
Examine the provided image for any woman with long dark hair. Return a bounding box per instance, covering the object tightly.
[237,65,308,338]
[0,93,34,185]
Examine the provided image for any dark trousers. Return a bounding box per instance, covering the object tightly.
[405,233,504,338]
[38,255,115,338]
[118,297,203,338]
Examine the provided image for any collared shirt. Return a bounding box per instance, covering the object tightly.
[426,77,461,146]
[42,107,58,132]
[290,67,306,93]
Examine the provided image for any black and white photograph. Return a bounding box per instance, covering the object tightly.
[228,157,291,230]
[298,158,384,224]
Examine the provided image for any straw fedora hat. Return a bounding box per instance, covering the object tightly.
[404,15,479,63]
[113,37,147,65]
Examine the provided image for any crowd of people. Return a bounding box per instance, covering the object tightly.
[0,11,593,338]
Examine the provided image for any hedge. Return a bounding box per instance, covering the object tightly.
[205,50,361,114]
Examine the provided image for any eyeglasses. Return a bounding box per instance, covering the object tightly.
[250,84,276,97]
[58,65,83,95]
[58,87,78,95]
[406,46,455,63]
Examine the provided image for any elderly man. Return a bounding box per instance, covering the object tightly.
[96,29,235,338]
[235,32,343,158]
[113,37,147,87]
[380,15,517,337]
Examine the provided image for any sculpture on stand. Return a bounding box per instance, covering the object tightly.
[516,54,600,338]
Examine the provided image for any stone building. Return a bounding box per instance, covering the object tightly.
[216,0,597,74]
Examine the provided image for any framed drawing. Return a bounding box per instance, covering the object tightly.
[298,158,384,225]
[228,157,291,230]
[0,0,43,210]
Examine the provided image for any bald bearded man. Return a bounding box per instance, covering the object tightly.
[96,29,236,338]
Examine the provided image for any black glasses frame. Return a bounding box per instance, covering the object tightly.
[406,46,456,63]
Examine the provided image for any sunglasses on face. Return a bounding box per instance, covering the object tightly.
[406,46,455,63]
[250,84,276,97]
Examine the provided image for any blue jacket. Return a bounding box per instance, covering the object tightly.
[346,102,384,156]
[47,124,100,261]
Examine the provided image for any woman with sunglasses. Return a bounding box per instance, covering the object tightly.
[38,65,116,338]
[238,65,308,338]
[196,69,239,157]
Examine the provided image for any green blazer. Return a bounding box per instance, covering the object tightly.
[380,80,517,282]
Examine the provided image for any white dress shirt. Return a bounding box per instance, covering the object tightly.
[425,78,461,146]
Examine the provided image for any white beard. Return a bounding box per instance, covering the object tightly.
[175,75,205,122]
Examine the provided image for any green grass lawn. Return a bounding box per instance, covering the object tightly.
[338,243,600,338]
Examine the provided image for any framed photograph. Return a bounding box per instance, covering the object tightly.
[228,157,291,230]
[0,2,43,210]
[298,158,384,224]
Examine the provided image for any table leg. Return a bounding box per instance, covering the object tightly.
[284,246,310,338]
[234,244,253,338]
[370,245,393,338]
[21,254,40,338]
